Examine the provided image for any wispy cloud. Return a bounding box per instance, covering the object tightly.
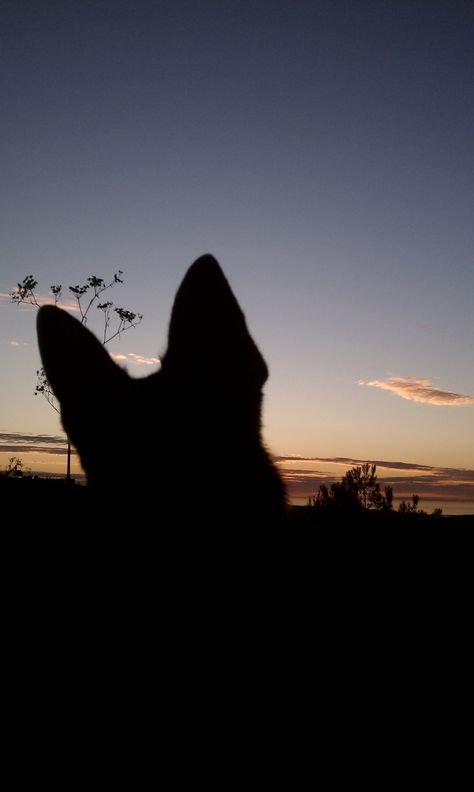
[0,432,72,456]
[276,455,434,472]
[1,291,80,312]
[9,340,28,347]
[0,432,66,445]
[52,298,80,313]
[359,377,474,406]
[111,351,160,367]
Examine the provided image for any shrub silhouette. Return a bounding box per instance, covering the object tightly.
[311,462,393,512]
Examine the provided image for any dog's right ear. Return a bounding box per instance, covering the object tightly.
[37,305,125,410]
[164,255,268,391]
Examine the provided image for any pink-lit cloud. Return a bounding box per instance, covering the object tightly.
[275,455,435,472]
[0,432,72,456]
[1,289,80,312]
[359,377,474,406]
[110,351,160,367]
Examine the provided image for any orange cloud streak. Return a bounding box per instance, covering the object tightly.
[359,377,474,406]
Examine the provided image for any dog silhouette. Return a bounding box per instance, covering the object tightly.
[37,254,286,524]
[36,254,287,777]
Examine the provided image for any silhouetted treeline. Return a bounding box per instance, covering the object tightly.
[1,470,473,543]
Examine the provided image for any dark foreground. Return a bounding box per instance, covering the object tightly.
[3,476,474,781]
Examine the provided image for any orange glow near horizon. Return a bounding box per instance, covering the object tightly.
[2,449,473,514]
[0,451,83,477]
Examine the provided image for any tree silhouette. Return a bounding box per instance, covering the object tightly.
[11,272,143,479]
[397,494,434,515]
[4,456,29,478]
[310,464,442,518]
[312,463,394,512]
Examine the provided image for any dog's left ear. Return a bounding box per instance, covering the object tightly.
[37,305,126,409]
[163,254,268,390]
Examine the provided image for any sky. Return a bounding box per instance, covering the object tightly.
[1,1,473,512]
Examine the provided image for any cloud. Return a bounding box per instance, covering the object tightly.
[276,455,435,472]
[9,340,28,347]
[0,432,73,455]
[0,432,66,445]
[2,290,80,312]
[0,444,71,456]
[111,351,160,367]
[359,377,474,406]
[54,299,81,313]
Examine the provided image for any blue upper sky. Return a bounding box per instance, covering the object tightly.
[1,1,473,508]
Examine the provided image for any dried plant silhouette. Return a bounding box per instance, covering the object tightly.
[12,270,143,478]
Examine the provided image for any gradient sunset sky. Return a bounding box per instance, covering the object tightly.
[1,1,473,511]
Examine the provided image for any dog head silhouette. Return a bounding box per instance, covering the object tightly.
[35,255,289,777]
[37,255,286,529]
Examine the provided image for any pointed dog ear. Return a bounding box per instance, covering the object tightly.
[163,255,268,390]
[36,306,127,442]
[37,305,123,400]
